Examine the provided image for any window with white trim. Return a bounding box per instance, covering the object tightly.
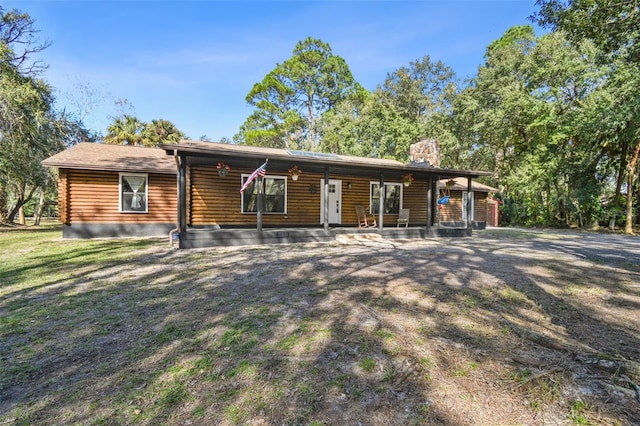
[370,182,402,214]
[241,175,287,213]
[120,173,148,213]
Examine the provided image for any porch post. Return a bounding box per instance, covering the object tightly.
[426,176,432,232]
[178,155,187,233]
[323,168,329,231]
[257,175,264,232]
[378,172,384,231]
[466,176,472,229]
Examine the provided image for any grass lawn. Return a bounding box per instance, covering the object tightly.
[1,225,639,425]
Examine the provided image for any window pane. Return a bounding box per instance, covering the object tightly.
[371,184,380,214]
[385,185,400,214]
[242,176,285,213]
[242,179,258,212]
[265,178,285,213]
[122,179,133,192]
[370,183,400,214]
[121,174,148,212]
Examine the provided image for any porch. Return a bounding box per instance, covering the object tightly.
[177,224,474,248]
[162,140,493,249]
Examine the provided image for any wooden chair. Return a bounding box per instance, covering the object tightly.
[355,205,377,228]
[397,208,409,227]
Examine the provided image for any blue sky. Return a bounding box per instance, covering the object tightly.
[8,1,541,141]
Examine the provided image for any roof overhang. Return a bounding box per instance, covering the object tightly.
[162,140,491,180]
[42,142,176,174]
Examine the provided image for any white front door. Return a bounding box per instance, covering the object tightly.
[320,179,342,224]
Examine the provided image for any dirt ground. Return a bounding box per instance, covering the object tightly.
[2,227,640,425]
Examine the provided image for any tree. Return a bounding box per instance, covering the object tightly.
[60,77,110,143]
[236,37,361,151]
[317,88,372,156]
[601,63,640,233]
[376,56,459,164]
[1,8,79,223]
[533,0,640,63]
[452,26,615,227]
[0,55,73,223]
[319,90,421,160]
[104,115,185,147]
[0,6,51,75]
[378,55,457,122]
[534,0,640,233]
[318,56,459,163]
[141,119,185,146]
[0,71,68,223]
[453,26,540,223]
[104,115,145,146]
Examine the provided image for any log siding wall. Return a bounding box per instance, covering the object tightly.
[59,169,70,225]
[60,169,176,224]
[57,166,490,233]
[188,165,431,227]
[190,166,323,226]
[438,191,488,223]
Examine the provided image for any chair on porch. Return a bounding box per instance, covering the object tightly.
[355,205,377,228]
[397,208,409,227]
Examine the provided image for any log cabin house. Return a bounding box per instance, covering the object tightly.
[42,139,497,248]
[41,142,177,238]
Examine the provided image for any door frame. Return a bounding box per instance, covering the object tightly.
[320,179,342,224]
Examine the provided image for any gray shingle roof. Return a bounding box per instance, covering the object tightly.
[42,142,176,174]
[438,177,498,193]
[163,140,492,178]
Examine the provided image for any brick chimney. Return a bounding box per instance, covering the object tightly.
[409,138,440,167]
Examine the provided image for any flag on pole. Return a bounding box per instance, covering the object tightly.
[239,160,268,193]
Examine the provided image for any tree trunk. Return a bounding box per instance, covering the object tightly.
[611,142,628,230]
[636,180,640,225]
[6,184,37,224]
[0,183,7,223]
[18,206,26,225]
[625,141,640,234]
[33,188,45,226]
[7,197,24,224]
[307,92,315,151]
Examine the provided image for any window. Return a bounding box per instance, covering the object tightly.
[371,182,402,214]
[120,173,148,213]
[241,175,286,213]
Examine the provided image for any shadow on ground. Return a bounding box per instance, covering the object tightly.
[1,228,639,425]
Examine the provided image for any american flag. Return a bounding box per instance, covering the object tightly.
[239,161,268,193]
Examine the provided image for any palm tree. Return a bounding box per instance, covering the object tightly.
[104,115,145,146]
[141,119,185,147]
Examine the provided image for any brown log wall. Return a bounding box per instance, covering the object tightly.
[59,166,489,228]
[189,165,430,227]
[401,181,429,224]
[475,193,488,221]
[190,166,324,226]
[59,169,70,225]
[61,169,176,223]
[438,191,487,222]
